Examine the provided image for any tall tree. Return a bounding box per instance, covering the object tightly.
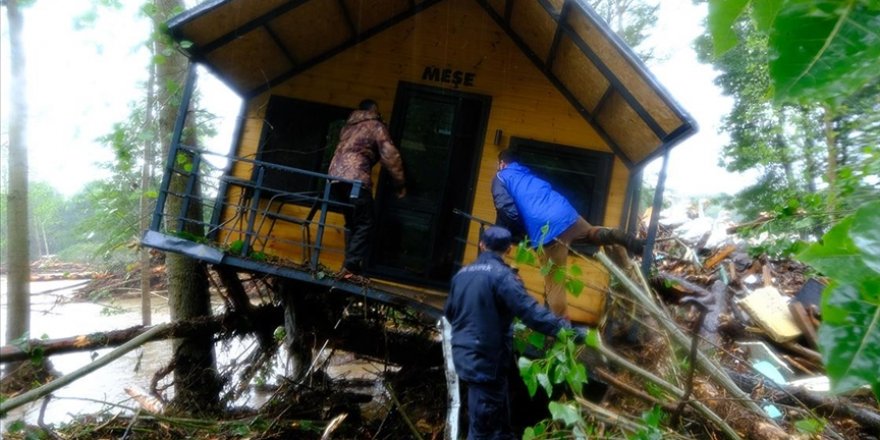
[696,3,880,253]
[589,0,659,62]
[151,0,221,414]
[3,0,31,351]
[140,46,157,326]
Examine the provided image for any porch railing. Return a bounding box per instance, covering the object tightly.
[149,142,363,271]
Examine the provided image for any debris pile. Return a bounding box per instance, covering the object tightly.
[595,207,880,439]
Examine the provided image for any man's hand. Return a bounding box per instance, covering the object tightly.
[395,187,407,199]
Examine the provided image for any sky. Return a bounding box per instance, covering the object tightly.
[1,0,750,199]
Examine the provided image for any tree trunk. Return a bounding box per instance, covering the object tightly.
[823,105,839,213]
[140,47,157,326]
[154,0,220,415]
[4,0,31,357]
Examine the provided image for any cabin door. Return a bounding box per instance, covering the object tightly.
[368,83,490,288]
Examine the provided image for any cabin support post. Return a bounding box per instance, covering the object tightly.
[151,63,198,232]
[641,146,670,276]
[620,167,643,233]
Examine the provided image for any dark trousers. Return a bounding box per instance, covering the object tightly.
[465,379,515,440]
[331,182,374,273]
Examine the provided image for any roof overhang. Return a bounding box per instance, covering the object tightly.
[168,0,696,168]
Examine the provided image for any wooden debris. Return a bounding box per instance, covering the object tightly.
[788,301,819,348]
[125,385,165,413]
[704,243,737,270]
[737,287,803,343]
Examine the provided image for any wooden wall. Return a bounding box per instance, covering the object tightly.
[223,0,628,324]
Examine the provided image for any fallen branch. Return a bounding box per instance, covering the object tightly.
[592,250,773,424]
[728,370,880,433]
[1,324,170,415]
[384,382,425,440]
[593,343,742,440]
[0,305,283,363]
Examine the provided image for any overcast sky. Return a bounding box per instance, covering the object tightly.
[1,0,751,199]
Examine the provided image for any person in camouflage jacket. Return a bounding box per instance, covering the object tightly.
[328,99,406,280]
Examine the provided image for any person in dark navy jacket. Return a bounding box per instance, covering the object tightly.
[444,226,583,440]
[492,148,644,318]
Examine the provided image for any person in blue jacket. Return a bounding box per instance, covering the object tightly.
[492,149,643,317]
[445,226,583,440]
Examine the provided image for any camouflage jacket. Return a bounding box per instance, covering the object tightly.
[328,110,405,190]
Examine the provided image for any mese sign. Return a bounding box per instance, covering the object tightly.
[422,66,476,88]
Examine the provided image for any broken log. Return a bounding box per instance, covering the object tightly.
[592,250,774,424]
[1,324,170,415]
[593,342,741,440]
[728,370,880,433]
[691,378,790,440]
[0,305,283,364]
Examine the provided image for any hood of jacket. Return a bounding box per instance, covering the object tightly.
[346,109,381,126]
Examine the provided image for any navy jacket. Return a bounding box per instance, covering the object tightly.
[493,162,579,247]
[444,251,573,383]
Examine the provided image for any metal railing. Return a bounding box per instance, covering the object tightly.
[149,142,363,271]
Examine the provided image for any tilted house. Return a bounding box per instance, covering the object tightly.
[144,0,695,325]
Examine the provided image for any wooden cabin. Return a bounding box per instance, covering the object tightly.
[143,0,695,325]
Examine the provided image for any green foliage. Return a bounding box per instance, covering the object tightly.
[707,0,880,105]
[701,0,880,257]
[10,332,48,366]
[797,201,880,400]
[273,326,286,343]
[628,405,665,440]
[794,417,826,435]
[517,329,588,400]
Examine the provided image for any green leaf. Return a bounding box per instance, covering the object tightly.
[798,216,873,286]
[794,417,826,434]
[585,328,600,348]
[568,264,582,277]
[548,401,581,426]
[752,0,784,30]
[537,372,553,397]
[817,282,880,397]
[527,331,546,349]
[144,190,158,199]
[565,278,584,297]
[566,362,588,393]
[519,357,539,397]
[707,0,749,56]
[850,201,880,277]
[515,242,536,266]
[770,0,880,104]
[6,419,26,433]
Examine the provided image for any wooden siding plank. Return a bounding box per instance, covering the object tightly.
[509,0,556,62]
[269,0,353,62]
[179,0,289,46]
[551,35,608,113]
[596,91,659,163]
[565,7,683,135]
[205,28,294,92]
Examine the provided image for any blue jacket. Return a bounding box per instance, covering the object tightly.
[493,162,578,247]
[444,251,573,383]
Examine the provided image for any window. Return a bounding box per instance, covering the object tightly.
[509,137,614,250]
[255,96,352,195]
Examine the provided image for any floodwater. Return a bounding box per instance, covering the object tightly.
[0,276,392,431]
[0,277,270,428]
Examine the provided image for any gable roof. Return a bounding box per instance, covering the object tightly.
[168,0,696,167]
